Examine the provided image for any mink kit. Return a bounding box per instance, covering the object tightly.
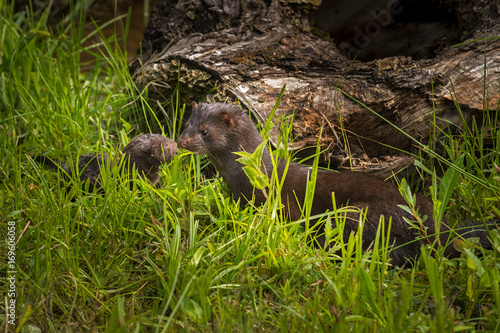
[35,133,177,193]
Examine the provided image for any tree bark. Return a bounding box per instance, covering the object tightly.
[130,0,500,177]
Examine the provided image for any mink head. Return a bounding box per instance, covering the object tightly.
[178,102,263,156]
[124,134,177,167]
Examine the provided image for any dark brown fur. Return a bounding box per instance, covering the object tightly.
[122,133,177,186]
[178,103,491,266]
[35,133,177,192]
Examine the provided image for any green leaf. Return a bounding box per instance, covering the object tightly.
[119,129,129,147]
[8,210,24,218]
[491,229,500,253]
[20,325,42,333]
[121,118,132,132]
[464,248,485,278]
[242,166,267,189]
[452,238,466,253]
[437,154,464,222]
[414,160,433,175]
[104,296,128,333]
[397,204,414,216]
[467,275,474,301]
[453,326,475,332]
[236,141,270,190]
[191,246,207,266]
[181,298,204,323]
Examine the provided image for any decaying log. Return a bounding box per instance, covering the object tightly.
[130,0,500,178]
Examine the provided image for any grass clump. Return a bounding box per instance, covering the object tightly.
[1,3,499,332]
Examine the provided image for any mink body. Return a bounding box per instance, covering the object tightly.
[178,103,491,266]
[35,133,177,192]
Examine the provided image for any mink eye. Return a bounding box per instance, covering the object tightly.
[201,129,208,136]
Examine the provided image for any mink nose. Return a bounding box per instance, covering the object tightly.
[177,136,188,148]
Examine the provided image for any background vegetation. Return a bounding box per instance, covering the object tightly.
[1,3,499,332]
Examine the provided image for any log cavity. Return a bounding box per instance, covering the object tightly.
[313,0,458,61]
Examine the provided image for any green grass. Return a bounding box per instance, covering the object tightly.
[1,4,500,332]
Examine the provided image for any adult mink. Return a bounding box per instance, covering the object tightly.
[35,133,177,192]
[178,102,491,266]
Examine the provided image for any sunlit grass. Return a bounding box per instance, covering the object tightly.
[0,3,499,332]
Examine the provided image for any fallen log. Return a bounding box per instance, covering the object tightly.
[130,0,500,178]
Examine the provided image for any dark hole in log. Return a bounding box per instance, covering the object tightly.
[313,0,458,61]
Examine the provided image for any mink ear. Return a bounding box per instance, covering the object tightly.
[140,140,154,154]
[192,101,199,110]
[217,112,234,126]
[148,144,165,161]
